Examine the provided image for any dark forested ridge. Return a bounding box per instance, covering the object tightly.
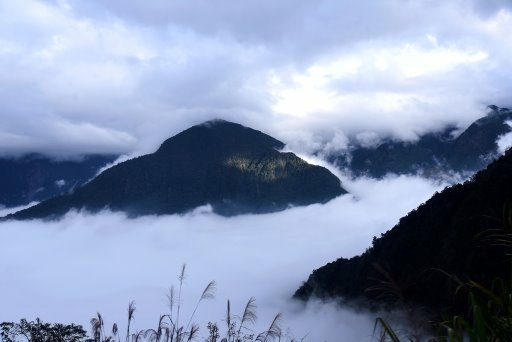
[331,106,512,178]
[0,154,117,207]
[295,147,512,313]
[4,120,345,220]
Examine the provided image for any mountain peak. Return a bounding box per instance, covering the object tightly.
[156,120,285,156]
[199,118,232,127]
[6,121,344,219]
[487,105,511,116]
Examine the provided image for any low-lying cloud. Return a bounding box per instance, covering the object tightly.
[0,174,446,341]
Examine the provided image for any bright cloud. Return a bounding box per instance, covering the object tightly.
[0,0,510,157]
[271,43,488,117]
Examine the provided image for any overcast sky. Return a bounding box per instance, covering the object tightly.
[1,0,512,157]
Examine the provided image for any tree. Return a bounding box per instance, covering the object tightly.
[0,318,88,342]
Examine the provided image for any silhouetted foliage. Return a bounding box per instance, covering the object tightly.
[79,265,288,342]
[374,208,512,341]
[0,318,88,342]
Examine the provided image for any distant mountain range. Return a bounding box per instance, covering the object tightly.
[330,106,512,178]
[4,120,345,219]
[2,107,510,210]
[0,154,117,208]
[295,145,512,314]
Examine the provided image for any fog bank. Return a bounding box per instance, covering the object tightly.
[0,175,445,341]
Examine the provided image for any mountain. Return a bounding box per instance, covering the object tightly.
[295,147,512,314]
[0,154,117,208]
[4,120,345,220]
[330,106,512,178]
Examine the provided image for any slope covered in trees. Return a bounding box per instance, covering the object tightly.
[0,154,116,207]
[295,147,512,314]
[331,106,512,178]
[4,120,345,220]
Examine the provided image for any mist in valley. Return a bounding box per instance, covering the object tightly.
[0,174,446,341]
[1,0,512,340]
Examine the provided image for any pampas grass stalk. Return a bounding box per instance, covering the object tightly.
[186,280,216,332]
[176,264,186,331]
[126,301,136,342]
[236,297,257,340]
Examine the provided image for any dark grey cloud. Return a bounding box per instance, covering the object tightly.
[470,0,512,16]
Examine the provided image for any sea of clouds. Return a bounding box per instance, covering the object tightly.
[1,1,509,339]
[0,174,447,341]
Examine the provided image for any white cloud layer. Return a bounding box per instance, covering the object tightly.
[1,2,509,340]
[0,0,511,157]
[497,120,512,153]
[0,174,446,340]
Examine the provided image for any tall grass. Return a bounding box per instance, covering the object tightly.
[87,265,288,342]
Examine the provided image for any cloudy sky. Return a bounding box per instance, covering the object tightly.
[3,2,512,339]
[1,0,512,157]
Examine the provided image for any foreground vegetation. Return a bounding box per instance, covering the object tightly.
[375,276,512,341]
[1,265,288,342]
[374,207,512,341]
[0,319,88,342]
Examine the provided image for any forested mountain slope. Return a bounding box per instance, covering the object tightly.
[296,147,512,313]
[5,120,345,220]
[0,154,116,207]
[331,106,512,178]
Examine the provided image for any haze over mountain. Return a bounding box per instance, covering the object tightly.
[2,106,510,212]
[329,106,512,178]
[0,154,117,208]
[4,120,344,220]
[2,1,512,161]
[295,146,512,315]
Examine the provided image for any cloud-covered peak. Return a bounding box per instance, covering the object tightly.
[1,0,511,158]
